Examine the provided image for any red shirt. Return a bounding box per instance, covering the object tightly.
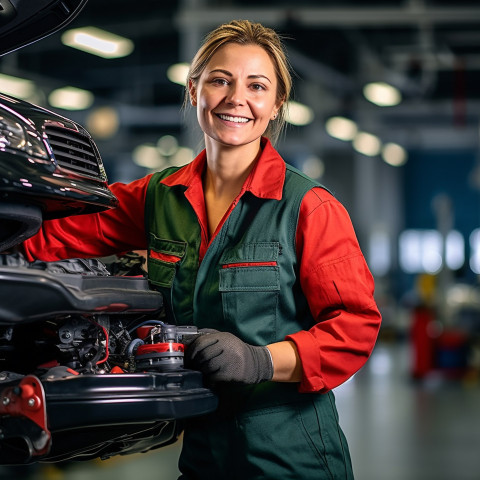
[23,139,381,393]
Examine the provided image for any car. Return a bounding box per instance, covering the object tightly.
[0,0,217,464]
[0,91,117,251]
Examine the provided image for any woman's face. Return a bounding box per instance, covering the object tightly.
[189,43,282,149]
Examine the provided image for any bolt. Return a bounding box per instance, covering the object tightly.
[2,397,10,406]
[27,398,36,408]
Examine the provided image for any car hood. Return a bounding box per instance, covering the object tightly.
[0,0,89,56]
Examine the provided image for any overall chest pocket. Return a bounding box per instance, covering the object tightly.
[218,242,280,344]
[147,235,186,289]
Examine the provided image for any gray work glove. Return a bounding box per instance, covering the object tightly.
[184,330,273,384]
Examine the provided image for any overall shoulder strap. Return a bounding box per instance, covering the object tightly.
[144,167,180,234]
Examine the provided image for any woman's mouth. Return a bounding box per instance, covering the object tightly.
[216,114,251,124]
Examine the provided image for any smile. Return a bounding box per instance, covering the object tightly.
[217,114,251,123]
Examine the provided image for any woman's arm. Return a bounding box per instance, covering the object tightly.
[284,187,382,392]
[22,175,153,262]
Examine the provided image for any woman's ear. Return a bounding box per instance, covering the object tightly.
[188,79,197,107]
[272,97,285,120]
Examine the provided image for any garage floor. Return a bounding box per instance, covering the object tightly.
[2,341,480,480]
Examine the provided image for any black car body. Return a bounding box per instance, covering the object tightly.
[0,93,117,251]
[0,0,216,465]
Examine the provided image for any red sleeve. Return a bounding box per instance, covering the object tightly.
[22,174,152,262]
[285,187,381,393]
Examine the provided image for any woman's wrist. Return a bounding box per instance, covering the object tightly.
[266,340,303,382]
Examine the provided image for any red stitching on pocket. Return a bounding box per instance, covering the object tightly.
[222,261,277,269]
[149,251,181,263]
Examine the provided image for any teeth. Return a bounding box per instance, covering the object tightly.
[218,114,250,123]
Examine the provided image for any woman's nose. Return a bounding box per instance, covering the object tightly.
[226,84,245,106]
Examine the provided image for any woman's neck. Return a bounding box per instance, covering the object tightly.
[202,138,262,237]
[204,138,262,196]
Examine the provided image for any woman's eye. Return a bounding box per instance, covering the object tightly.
[212,78,228,86]
[251,83,266,91]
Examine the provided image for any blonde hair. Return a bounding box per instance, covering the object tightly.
[186,19,292,144]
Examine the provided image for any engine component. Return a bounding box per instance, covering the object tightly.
[134,323,198,372]
[0,375,51,464]
[0,256,217,464]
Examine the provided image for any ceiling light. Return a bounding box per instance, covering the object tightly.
[133,144,165,169]
[167,63,190,86]
[62,27,134,59]
[301,155,325,179]
[157,135,179,156]
[285,101,314,126]
[353,132,382,156]
[382,142,408,166]
[48,86,94,110]
[325,116,358,141]
[363,82,402,107]
[169,147,194,167]
[0,73,35,100]
[86,106,119,139]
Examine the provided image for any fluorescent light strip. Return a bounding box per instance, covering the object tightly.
[49,86,94,110]
[62,27,134,59]
[363,82,402,107]
[353,131,382,156]
[285,101,314,126]
[382,142,408,166]
[167,63,190,86]
[0,73,35,99]
[325,116,358,141]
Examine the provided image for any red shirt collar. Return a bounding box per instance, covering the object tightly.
[160,137,285,201]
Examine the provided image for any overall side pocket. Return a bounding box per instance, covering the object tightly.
[147,234,186,288]
[218,242,280,344]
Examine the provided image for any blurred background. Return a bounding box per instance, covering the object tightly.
[2,0,480,478]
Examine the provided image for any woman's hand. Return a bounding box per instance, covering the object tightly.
[184,330,273,384]
[184,330,303,384]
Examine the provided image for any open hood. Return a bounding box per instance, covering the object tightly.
[0,0,89,56]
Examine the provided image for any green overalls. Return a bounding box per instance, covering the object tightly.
[145,163,354,480]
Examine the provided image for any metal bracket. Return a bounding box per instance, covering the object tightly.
[0,375,51,462]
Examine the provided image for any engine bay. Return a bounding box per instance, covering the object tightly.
[0,254,217,464]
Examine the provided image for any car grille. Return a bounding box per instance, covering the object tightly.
[45,125,101,178]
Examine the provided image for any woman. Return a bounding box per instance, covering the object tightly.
[23,20,381,479]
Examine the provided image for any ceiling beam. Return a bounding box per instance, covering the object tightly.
[175,6,480,30]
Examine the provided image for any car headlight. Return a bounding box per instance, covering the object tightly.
[0,109,49,159]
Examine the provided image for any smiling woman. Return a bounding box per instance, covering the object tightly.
[186,20,291,146]
[185,22,291,239]
[170,19,380,480]
[189,43,281,155]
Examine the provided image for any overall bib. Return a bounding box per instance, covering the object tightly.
[145,164,354,480]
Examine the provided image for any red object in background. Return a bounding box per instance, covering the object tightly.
[411,306,436,379]
[435,329,468,374]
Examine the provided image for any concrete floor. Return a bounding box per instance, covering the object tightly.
[2,340,480,480]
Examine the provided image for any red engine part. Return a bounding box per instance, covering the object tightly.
[0,375,51,456]
[136,343,184,355]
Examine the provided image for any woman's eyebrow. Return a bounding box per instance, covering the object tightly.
[249,74,272,84]
[208,68,232,76]
[208,69,272,83]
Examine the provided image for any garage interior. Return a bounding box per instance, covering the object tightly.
[2,1,480,478]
